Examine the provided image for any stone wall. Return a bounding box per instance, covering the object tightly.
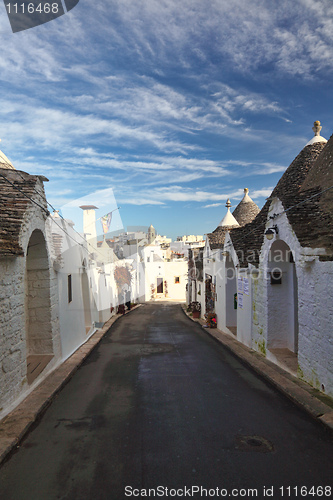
[0,257,26,414]
[298,259,333,397]
[0,181,61,418]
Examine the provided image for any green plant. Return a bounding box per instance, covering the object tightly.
[190,301,201,312]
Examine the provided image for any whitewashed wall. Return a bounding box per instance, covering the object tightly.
[141,245,187,301]
[297,259,333,396]
[236,270,253,348]
[256,198,332,396]
[50,216,95,360]
[165,261,188,301]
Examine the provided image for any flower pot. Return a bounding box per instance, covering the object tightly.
[192,311,200,319]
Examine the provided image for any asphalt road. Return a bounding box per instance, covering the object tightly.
[0,303,332,500]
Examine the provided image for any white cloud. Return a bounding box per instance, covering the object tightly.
[203,203,223,209]
[1,0,331,228]
[115,198,165,206]
[250,188,274,199]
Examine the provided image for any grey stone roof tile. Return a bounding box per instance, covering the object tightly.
[0,168,46,257]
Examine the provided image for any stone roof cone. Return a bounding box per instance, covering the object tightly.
[226,121,330,267]
[218,199,240,228]
[232,188,260,227]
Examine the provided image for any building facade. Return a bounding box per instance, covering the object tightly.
[188,123,333,397]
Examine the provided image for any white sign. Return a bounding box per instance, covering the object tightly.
[238,292,243,309]
[244,278,249,295]
[238,277,243,292]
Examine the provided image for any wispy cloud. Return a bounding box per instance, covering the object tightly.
[203,203,223,209]
[1,0,332,238]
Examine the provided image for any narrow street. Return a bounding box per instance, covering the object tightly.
[0,303,332,500]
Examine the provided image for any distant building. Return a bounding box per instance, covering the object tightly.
[139,244,187,302]
[177,235,203,242]
[147,224,156,244]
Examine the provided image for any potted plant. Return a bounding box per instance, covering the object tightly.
[205,312,217,328]
[191,301,201,318]
[117,304,125,315]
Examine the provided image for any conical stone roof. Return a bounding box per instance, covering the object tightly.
[229,123,330,265]
[232,188,260,226]
[218,199,239,228]
[207,199,239,249]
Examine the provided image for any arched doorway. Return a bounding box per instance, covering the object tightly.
[225,255,237,335]
[25,230,54,384]
[267,240,298,354]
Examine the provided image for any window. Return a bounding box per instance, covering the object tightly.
[68,274,73,303]
[175,276,180,284]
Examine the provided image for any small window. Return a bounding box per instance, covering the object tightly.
[270,270,282,285]
[175,276,180,284]
[68,274,73,303]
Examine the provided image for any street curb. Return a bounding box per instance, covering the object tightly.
[181,306,333,433]
[0,304,142,466]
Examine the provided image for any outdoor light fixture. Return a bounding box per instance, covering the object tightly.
[265,225,279,240]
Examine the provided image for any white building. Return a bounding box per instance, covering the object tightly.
[189,122,333,397]
[50,211,97,359]
[139,244,187,302]
[177,235,203,242]
[187,190,259,317]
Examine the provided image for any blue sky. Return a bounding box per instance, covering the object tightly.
[1,0,333,240]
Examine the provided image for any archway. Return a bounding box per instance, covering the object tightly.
[267,240,298,355]
[25,230,53,384]
[225,255,237,334]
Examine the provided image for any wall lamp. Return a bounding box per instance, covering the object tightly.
[265,225,279,240]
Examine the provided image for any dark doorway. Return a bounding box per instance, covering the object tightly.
[157,277,164,294]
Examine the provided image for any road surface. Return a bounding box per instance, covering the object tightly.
[0,303,332,500]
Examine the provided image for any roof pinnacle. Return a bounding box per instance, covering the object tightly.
[313,121,322,137]
[305,121,327,147]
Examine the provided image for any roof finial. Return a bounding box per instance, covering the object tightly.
[305,121,327,147]
[218,198,239,228]
[313,120,322,137]
[244,188,249,194]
